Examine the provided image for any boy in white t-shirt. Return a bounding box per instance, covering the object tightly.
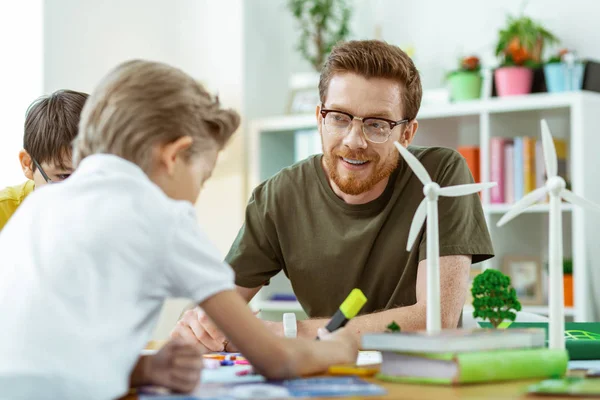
[0,60,357,400]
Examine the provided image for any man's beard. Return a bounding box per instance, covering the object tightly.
[323,146,399,196]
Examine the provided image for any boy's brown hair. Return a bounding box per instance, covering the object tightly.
[24,89,89,170]
[73,60,240,173]
[318,40,422,121]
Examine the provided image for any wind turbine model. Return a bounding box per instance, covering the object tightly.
[497,119,600,349]
[394,142,497,333]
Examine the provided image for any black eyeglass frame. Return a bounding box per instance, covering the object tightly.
[32,159,53,183]
[319,108,410,143]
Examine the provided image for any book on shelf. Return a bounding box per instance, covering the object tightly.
[361,328,546,353]
[489,136,568,205]
[376,348,568,385]
[457,146,480,183]
[504,141,515,204]
[489,138,505,203]
[523,137,536,194]
[513,137,524,201]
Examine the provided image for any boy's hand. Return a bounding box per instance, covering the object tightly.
[144,339,204,393]
[171,307,228,351]
[171,307,266,352]
[317,327,360,364]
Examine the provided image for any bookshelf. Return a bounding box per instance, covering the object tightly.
[247,91,600,322]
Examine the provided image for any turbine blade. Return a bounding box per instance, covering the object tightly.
[438,182,497,197]
[497,186,549,227]
[394,141,432,185]
[541,119,558,178]
[561,190,600,214]
[407,199,427,251]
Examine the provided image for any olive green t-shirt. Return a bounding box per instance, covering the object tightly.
[226,146,494,318]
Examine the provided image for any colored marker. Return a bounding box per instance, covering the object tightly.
[328,364,380,377]
[235,368,255,376]
[204,354,239,361]
[317,288,367,339]
[203,359,221,369]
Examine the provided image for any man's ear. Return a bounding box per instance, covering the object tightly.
[399,120,418,147]
[315,104,324,136]
[158,136,194,175]
[19,150,34,180]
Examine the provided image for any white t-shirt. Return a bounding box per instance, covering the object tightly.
[0,154,234,400]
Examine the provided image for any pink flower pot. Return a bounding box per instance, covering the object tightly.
[494,66,533,97]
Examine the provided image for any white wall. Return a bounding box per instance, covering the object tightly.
[243,0,376,121]
[44,0,246,340]
[0,0,44,187]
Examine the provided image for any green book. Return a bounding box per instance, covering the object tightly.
[477,322,600,360]
[361,327,546,353]
[376,348,568,385]
[528,377,600,396]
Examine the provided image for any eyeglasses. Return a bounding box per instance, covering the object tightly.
[32,159,70,184]
[320,108,409,144]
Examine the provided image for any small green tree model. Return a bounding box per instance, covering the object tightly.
[287,0,352,71]
[471,269,522,328]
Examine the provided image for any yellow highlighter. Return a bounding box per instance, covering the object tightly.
[317,288,367,339]
[328,364,380,377]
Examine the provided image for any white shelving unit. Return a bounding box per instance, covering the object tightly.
[248,91,600,322]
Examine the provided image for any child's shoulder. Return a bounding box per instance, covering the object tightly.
[0,181,34,204]
[0,181,35,230]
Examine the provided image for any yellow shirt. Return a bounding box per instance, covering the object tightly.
[0,180,35,231]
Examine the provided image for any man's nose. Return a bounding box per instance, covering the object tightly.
[342,119,368,150]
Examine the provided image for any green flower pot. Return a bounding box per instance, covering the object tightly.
[447,71,482,101]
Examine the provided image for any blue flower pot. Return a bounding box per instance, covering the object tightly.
[544,62,585,93]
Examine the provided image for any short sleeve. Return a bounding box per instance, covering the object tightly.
[418,155,495,264]
[0,200,16,231]
[164,204,235,302]
[225,189,283,288]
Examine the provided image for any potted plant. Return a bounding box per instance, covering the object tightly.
[446,56,482,102]
[544,49,585,93]
[287,0,352,72]
[563,259,573,307]
[494,13,558,96]
[471,269,522,328]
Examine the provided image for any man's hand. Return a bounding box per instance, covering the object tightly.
[131,340,204,393]
[170,306,279,352]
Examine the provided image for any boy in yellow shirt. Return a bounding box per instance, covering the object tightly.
[0,90,88,230]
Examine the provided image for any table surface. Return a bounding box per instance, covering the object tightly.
[138,341,583,399]
[359,378,575,400]
[125,378,576,400]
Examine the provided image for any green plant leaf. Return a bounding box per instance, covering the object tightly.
[287,0,353,71]
[386,321,401,332]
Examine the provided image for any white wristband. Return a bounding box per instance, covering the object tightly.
[283,313,297,338]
